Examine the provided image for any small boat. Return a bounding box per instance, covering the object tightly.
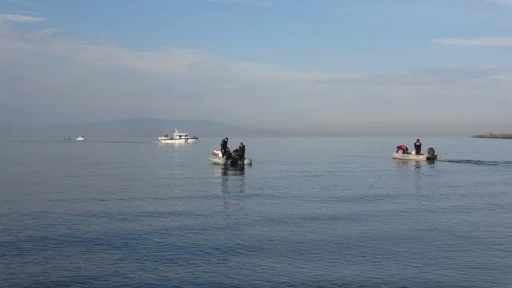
[209,148,252,165]
[76,135,85,141]
[61,135,71,141]
[158,128,198,144]
[393,147,441,161]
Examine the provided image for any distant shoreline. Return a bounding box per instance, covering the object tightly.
[472,133,512,139]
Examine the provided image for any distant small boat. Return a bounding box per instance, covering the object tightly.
[61,135,71,141]
[158,128,198,144]
[76,135,85,141]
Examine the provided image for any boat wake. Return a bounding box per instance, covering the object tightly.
[439,159,512,166]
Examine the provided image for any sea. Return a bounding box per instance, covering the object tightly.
[1,135,511,288]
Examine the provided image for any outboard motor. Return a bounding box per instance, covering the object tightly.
[427,147,436,160]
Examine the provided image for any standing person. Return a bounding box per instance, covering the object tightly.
[414,139,422,155]
[238,142,245,159]
[220,137,228,157]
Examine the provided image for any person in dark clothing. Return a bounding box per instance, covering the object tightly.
[238,142,245,159]
[414,138,422,155]
[396,144,408,154]
[220,137,228,157]
[230,148,240,165]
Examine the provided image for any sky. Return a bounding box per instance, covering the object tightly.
[1,0,512,135]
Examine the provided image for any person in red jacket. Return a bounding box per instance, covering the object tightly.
[396,144,409,154]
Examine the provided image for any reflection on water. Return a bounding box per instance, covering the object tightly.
[212,164,246,194]
[394,159,436,169]
[157,142,193,149]
[394,159,416,168]
[158,142,197,162]
[211,164,248,224]
[393,159,438,197]
[157,142,198,176]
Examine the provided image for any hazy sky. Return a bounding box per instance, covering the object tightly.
[1,0,511,135]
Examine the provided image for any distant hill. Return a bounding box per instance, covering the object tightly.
[472,133,512,139]
[0,118,281,137]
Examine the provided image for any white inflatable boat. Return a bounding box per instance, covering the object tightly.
[209,149,252,165]
[393,147,441,161]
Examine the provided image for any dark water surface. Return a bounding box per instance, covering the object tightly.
[1,136,511,287]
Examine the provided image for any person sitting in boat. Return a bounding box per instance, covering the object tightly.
[238,142,245,159]
[220,137,229,157]
[396,144,409,154]
[414,139,422,155]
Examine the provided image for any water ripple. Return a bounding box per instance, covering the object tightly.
[1,137,512,287]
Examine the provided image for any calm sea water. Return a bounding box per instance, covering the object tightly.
[1,136,511,287]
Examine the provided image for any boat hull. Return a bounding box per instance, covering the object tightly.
[393,152,440,161]
[158,137,198,144]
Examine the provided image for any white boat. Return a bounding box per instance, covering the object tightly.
[158,128,198,144]
[209,149,252,165]
[393,147,441,161]
[76,135,85,141]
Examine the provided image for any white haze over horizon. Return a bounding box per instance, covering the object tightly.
[1,12,512,136]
